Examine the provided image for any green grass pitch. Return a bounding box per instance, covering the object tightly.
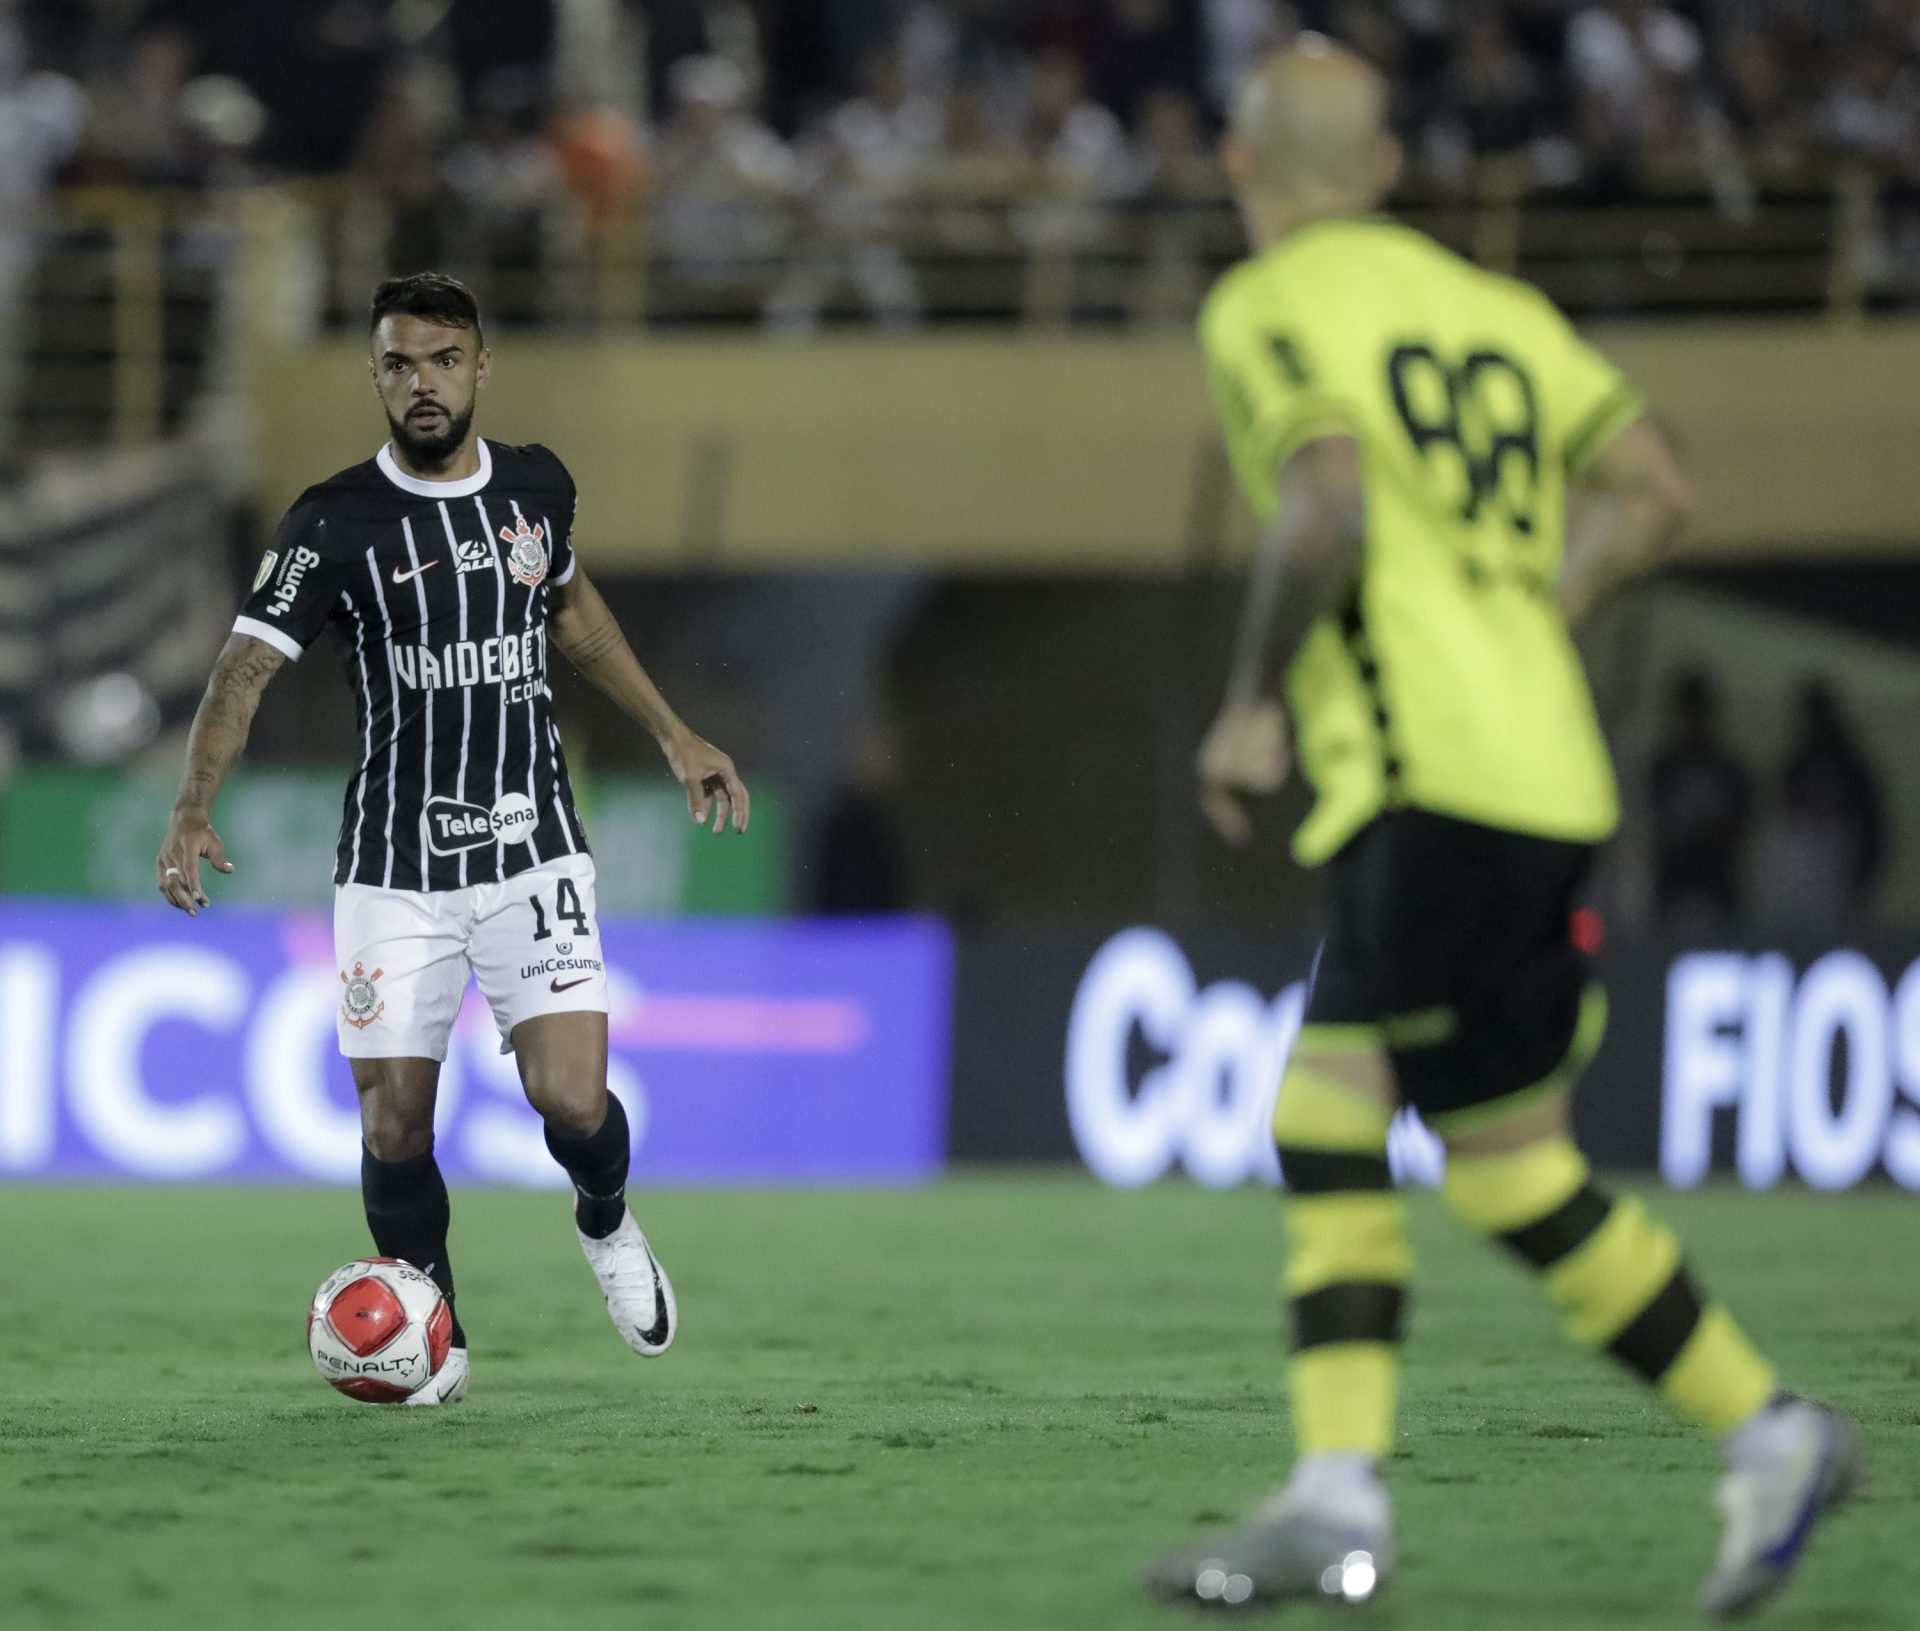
[1,1176,1912,1630]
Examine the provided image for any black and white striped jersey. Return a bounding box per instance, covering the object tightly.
[234,439,591,892]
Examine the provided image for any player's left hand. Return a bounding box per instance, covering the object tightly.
[667,731,750,834]
[1197,697,1290,847]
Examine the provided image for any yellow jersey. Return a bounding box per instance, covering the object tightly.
[1200,216,1641,865]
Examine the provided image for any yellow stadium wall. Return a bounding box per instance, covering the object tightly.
[250,320,1920,570]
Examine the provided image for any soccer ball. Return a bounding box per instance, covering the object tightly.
[306,1257,453,1403]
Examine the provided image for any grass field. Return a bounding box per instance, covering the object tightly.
[1,1176,1913,1631]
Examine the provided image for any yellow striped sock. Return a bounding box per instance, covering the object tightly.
[1443,1139,1776,1436]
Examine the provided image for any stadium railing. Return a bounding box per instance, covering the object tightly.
[7,159,1902,456]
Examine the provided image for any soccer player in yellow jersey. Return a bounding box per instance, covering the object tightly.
[1148,37,1858,1618]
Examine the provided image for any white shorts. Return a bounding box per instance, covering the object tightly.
[334,853,609,1061]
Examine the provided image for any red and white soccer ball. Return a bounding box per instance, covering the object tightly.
[306,1257,453,1403]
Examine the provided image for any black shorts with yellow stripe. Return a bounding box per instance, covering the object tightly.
[1302,809,1604,1131]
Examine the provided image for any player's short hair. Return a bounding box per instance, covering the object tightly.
[369,272,484,346]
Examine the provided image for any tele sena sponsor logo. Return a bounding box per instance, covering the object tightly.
[1663,950,1920,1190]
[425,794,538,856]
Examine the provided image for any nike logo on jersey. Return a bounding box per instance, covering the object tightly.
[550,975,593,993]
[391,560,440,584]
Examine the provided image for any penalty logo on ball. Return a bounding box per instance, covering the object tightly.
[308,1257,454,1404]
[339,961,385,1030]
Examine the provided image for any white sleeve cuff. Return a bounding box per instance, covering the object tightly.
[232,617,305,661]
[551,555,577,587]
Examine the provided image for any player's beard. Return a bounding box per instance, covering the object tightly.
[387,398,475,471]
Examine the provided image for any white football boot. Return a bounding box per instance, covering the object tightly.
[1701,1397,1861,1617]
[1146,1462,1394,1610]
[403,1346,470,1407]
[577,1209,677,1356]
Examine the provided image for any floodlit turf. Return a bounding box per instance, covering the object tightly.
[0,1176,1912,1631]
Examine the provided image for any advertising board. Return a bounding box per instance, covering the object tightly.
[0,903,951,1185]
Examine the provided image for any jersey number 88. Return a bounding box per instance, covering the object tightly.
[1385,342,1541,540]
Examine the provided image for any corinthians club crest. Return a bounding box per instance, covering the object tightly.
[340,961,385,1030]
[499,515,549,588]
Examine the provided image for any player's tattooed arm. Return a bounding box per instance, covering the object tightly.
[1560,415,1696,627]
[550,564,751,834]
[1199,436,1366,846]
[1228,436,1368,702]
[156,633,286,914]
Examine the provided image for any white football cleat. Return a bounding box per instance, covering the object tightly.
[1146,1481,1395,1609]
[578,1209,677,1356]
[403,1346,469,1406]
[1701,1397,1860,1618]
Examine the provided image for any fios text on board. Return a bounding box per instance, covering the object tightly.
[1664,949,1920,1190]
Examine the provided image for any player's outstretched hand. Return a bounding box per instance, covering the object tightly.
[668,731,750,835]
[1198,697,1291,848]
[156,810,235,915]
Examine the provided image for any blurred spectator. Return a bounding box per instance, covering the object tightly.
[1201,0,1296,113]
[1423,7,1550,190]
[443,70,566,318]
[1567,0,1706,173]
[77,25,199,185]
[1012,45,1130,255]
[1712,30,1816,171]
[1125,86,1218,324]
[918,76,1030,265]
[766,46,937,335]
[1089,0,1205,126]
[810,723,910,914]
[1753,680,1886,930]
[214,2,395,174]
[0,12,84,456]
[350,67,460,283]
[446,0,556,102]
[649,54,799,318]
[1650,669,1751,930]
[549,100,649,240]
[1820,42,1920,171]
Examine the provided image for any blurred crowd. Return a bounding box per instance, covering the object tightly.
[1,1,1916,334]
[13,0,1920,191]
[1650,671,1888,933]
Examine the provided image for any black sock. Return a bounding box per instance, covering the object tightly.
[544,1093,631,1240]
[361,1144,465,1347]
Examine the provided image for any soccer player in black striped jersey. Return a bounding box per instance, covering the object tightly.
[156,273,748,1401]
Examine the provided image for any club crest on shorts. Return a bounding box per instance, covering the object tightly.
[499,516,548,588]
[340,961,385,1029]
